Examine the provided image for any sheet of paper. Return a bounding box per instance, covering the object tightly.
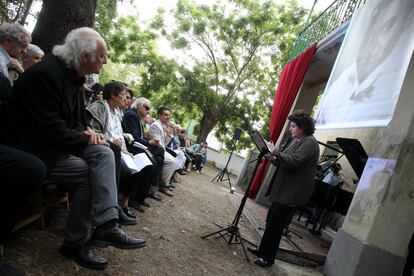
[132,141,148,150]
[121,152,139,173]
[133,153,152,172]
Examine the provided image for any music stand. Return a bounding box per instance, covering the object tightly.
[201,130,269,262]
[211,141,235,188]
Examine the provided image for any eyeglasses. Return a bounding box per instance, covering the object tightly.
[143,105,150,111]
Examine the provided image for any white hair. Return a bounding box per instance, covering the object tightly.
[52,27,104,68]
[0,23,31,44]
[131,97,151,110]
[26,44,44,57]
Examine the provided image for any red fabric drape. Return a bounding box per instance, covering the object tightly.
[248,44,317,199]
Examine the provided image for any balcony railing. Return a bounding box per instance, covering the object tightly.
[289,0,366,61]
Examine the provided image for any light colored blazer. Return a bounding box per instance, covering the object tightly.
[148,119,171,149]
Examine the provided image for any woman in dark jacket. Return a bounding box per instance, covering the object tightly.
[252,110,320,267]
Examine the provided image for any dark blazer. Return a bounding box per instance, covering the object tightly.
[269,135,319,206]
[122,108,150,147]
[3,55,89,169]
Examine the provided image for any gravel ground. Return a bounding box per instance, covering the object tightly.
[1,164,322,276]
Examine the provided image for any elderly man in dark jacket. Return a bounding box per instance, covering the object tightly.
[1,27,145,270]
[123,97,165,200]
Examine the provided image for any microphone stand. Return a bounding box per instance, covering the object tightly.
[201,150,266,262]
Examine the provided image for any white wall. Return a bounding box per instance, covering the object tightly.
[206,147,246,176]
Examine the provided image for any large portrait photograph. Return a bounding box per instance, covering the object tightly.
[316,0,414,129]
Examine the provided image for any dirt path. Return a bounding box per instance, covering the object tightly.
[2,165,322,275]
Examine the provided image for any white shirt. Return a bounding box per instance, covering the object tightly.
[104,101,128,153]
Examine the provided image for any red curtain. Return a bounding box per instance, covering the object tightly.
[248,44,317,199]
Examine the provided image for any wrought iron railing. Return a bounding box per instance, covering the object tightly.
[289,0,366,61]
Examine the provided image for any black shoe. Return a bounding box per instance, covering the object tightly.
[148,193,162,201]
[141,200,150,208]
[247,247,259,256]
[123,207,136,219]
[91,223,146,249]
[129,200,145,213]
[118,207,137,225]
[59,244,108,270]
[253,258,273,267]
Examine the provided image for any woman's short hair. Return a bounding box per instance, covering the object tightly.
[131,97,150,110]
[126,88,134,98]
[26,44,44,57]
[288,110,315,135]
[0,23,31,44]
[103,81,126,100]
[52,27,104,68]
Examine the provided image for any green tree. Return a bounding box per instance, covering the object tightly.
[94,0,117,38]
[0,0,32,24]
[103,16,180,98]
[153,0,306,146]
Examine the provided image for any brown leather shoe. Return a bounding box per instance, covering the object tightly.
[159,187,174,196]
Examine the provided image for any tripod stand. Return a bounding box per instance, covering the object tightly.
[202,151,265,262]
[211,143,235,188]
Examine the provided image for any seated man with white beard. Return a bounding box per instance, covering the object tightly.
[1,27,145,270]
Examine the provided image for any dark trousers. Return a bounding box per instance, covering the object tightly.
[0,145,46,243]
[258,203,296,263]
[119,161,152,203]
[128,144,164,188]
[109,142,121,189]
[194,155,203,170]
[148,146,164,187]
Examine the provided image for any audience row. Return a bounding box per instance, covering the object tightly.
[0,23,207,272]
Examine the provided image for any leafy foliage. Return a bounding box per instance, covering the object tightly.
[98,0,307,150]
[151,0,306,148]
[94,0,117,38]
[1,0,30,23]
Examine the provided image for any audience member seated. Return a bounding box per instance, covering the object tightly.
[125,88,134,109]
[21,43,44,70]
[86,81,153,214]
[122,97,164,202]
[1,27,145,270]
[189,142,207,174]
[148,106,177,196]
[167,123,188,178]
[0,23,30,86]
[178,130,193,172]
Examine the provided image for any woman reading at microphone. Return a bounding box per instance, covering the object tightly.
[251,110,320,267]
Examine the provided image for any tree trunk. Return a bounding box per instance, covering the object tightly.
[31,0,97,54]
[197,113,217,143]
